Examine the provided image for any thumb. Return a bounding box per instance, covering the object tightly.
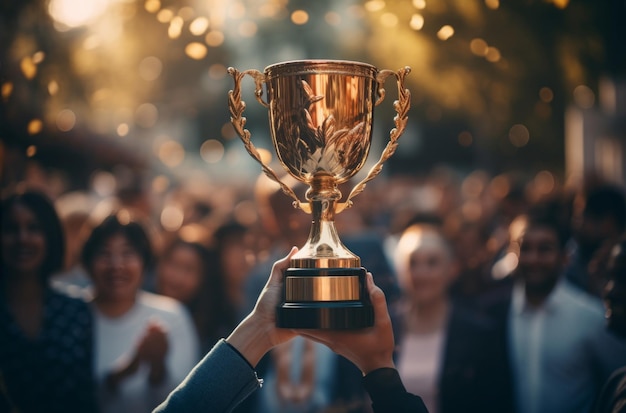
[366,272,388,322]
[269,246,298,283]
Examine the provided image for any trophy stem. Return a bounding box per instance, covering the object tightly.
[277,173,374,329]
[290,174,360,269]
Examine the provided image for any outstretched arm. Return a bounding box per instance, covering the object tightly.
[153,247,298,413]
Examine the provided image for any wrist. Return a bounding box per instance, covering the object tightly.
[226,314,273,367]
[359,358,396,376]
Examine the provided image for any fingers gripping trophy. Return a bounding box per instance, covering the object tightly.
[228,60,410,329]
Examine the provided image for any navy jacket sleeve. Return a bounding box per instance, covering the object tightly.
[153,339,262,413]
[362,368,429,413]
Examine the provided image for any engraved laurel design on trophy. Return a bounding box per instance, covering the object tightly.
[228,62,410,215]
[228,60,410,329]
[275,79,369,181]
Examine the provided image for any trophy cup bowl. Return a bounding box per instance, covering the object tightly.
[228,60,410,329]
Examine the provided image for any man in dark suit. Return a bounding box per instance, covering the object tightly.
[478,205,626,413]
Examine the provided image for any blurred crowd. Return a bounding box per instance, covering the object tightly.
[2,165,626,413]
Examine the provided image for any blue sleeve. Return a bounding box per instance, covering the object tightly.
[153,339,262,413]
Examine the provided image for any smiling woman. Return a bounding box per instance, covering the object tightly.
[0,190,99,413]
[392,221,514,413]
[81,214,201,413]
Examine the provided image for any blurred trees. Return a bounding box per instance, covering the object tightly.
[1,0,624,190]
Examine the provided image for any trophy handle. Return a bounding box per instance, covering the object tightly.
[337,66,411,214]
[227,67,312,214]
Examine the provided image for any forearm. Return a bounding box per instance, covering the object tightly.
[153,340,262,413]
[225,314,274,367]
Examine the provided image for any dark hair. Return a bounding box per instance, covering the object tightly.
[1,190,66,279]
[584,185,626,231]
[161,238,226,348]
[523,202,571,249]
[214,220,248,246]
[403,213,444,232]
[81,214,153,271]
[161,239,219,302]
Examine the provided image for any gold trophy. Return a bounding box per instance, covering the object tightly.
[228,60,410,329]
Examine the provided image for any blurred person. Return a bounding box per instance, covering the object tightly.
[50,192,124,295]
[155,238,231,353]
[445,218,499,302]
[478,205,626,413]
[335,187,406,408]
[566,184,626,296]
[50,209,95,293]
[488,181,529,255]
[81,214,200,413]
[593,235,626,413]
[393,222,513,413]
[0,190,98,412]
[213,220,255,322]
[154,247,428,413]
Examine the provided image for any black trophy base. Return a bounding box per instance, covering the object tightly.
[276,267,374,329]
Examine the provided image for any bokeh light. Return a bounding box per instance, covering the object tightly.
[56,109,76,132]
[189,17,210,36]
[509,124,530,148]
[437,25,455,41]
[160,205,184,231]
[185,42,208,60]
[410,14,425,30]
[48,0,110,28]
[200,139,225,164]
[26,145,37,157]
[573,85,595,108]
[135,103,159,128]
[27,119,43,135]
[291,10,309,25]
[138,56,163,81]
[158,140,185,168]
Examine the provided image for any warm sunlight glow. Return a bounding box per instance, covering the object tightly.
[144,0,160,13]
[48,0,110,28]
[412,0,426,9]
[365,1,386,12]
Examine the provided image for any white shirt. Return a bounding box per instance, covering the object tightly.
[398,327,446,413]
[92,291,200,413]
[508,278,626,413]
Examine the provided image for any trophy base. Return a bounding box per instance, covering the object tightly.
[277,267,374,329]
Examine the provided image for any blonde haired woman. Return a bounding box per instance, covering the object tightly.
[394,222,514,413]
